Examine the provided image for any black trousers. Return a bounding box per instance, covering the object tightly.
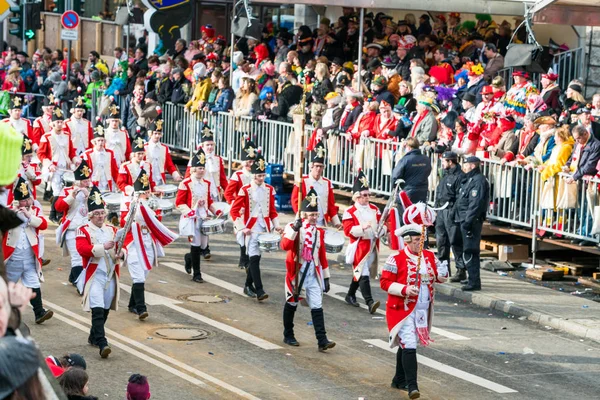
[435,209,464,273]
[460,221,483,288]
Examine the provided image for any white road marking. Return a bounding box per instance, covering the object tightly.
[163,262,469,341]
[118,283,282,350]
[51,313,205,386]
[364,339,518,394]
[45,301,262,400]
[328,282,470,341]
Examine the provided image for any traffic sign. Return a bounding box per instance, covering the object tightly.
[0,0,17,23]
[61,10,79,29]
[61,28,79,41]
[25,29,35,40]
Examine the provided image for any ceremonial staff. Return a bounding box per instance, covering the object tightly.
[292,80,309,302]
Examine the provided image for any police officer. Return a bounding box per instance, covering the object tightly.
[455,156,489,291]
[392,137,432,203]
[435,152,465,281]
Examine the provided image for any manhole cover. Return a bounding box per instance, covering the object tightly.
[186,295,229,303]
[154,327,211,341]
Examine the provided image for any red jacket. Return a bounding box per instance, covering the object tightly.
[175,177,214,214]
[3,205,47,278]
[37,131,76,166]
[280,222,329,301]
[1,117,33,139]
[342,203,381,281]
[290,175,339,224]
[7,163,41,204]
[63,117,93,153]
[76,223,120,288]
[117,161,155,193]
[32,115,53,145]
[230,182,279,232]
[83,148,119,191]
[224,169,252,204]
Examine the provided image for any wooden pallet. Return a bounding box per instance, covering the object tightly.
[526,267,564,281]
[548,261,599,277]
[577,277,600,291]
[480,240,499,253]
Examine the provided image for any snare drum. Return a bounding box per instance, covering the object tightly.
[201,219,225,235]
[159,199,174,216]
[212,201,231,216]
[102,193,123,213]
[324,230,345,253]
[155,184,178,199]
[257,233,281,252]
[62,171,75,187]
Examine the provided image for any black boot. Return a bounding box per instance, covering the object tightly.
[311,308,335,352]
[243,266,256,298]
[248,256,268,301]
[283,303,299,346]
[238,246,249,269]
[132,283,148,320]
[403,348,420,398]
[450,268,466,283]
[91,307,111,358]
[128,289,137,314]
[391,348,408,390]
[345,279,360,307]
[191,246,204,282]
[43,183,52,201]
[30,288,53,324]
[359,277,380,314]
[202,245,211,260]
[69,266,83,288]
[184,252,192,274]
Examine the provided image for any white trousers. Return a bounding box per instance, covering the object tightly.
[189,220,209,248]
[127,233,154,284]
[398,301,430,350]
[247,225,266,257]
[65,230,83,268]
[6,247,40,288]
[287,271,323,309]
[51,170,66,196]
[88,269,116,309]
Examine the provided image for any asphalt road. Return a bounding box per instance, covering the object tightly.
[25,209,600,400]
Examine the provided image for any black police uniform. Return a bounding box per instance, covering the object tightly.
[434,163,465,277]
[392,148,432,203]
[455,166,489,290]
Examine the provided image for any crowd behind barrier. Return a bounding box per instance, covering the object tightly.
[147,102,600,246]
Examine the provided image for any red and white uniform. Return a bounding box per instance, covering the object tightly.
[145,141,180,186]
[175,176,215,247]
[6,162,42,204]
[82,148,119,192]
[185,152,228,200]
[291,175,340,226]
[281,222,330,305]
[32,114,53,145]
[231,182,280,257]
[224,169,252,204]
[76,223,120,311]
[38,130,77,196]
[121,201,178,283]
[3,205,47,288]
[64,117,93,156]
[2,117,33,140]
[55,187,89,269]
[380,247,446,349]
[342,203,382,281]
[117,161,155,194]
[104,127,131,166]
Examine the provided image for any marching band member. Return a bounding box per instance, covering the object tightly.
[380,211,448,398]
[55,160,92,287]
[2,94,33,140]
[291,140,341,228]
[144,117,182,187]
[122,169,178,320]
[342,171,383,314]
[175,149,223,282]
[64,96,93,156]
[117,137,155,194]
[3,177,53,324]
[37,108,77,223]
[280,188,335,351]
[230,152,283,300]
[104,100,132,166]
[224,137,256,269]
[76,186,120,358]
[6,138,41,205]
[32,94,56,146]
[83,124,119,192]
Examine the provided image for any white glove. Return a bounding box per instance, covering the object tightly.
[437,260,449,277]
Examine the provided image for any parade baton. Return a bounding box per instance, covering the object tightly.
[292,80,309,302]
[368,179,404,255]
[115,193,140,257]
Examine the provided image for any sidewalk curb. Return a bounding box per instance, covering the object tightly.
[436,283,600,343]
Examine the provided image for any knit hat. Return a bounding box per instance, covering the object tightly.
[0,337,40,399]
